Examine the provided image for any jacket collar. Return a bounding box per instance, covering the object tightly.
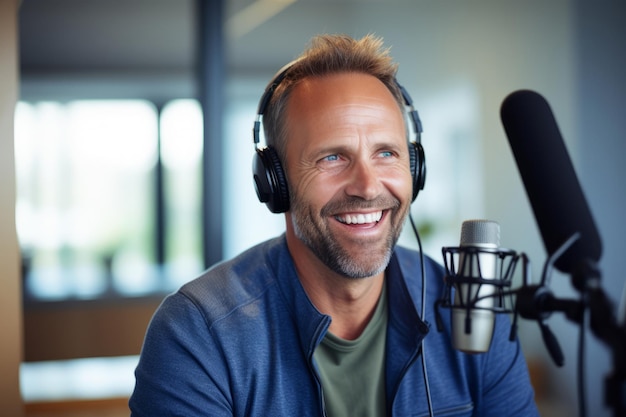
[384,249,431,404]
[268,235,429,354]
[267,235,331,359]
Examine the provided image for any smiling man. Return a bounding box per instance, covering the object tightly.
[130,34,539,417]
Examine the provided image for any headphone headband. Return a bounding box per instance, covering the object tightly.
[253,61,298,147]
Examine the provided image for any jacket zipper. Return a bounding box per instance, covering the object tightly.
[309,317,330,417]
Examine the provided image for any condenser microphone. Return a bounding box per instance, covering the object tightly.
[451,220,501,353]
[500,90,602,274]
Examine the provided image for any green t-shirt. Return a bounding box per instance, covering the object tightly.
[313,284,388,417]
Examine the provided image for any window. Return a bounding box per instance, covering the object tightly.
[15,99,204,301]
[160,99,204,290]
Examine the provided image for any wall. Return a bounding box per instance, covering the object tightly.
[573,1,626,415]
[0,0,24,415]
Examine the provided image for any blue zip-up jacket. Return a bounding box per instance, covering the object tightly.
[130,235,539,416]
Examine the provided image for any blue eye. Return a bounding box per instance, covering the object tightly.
[323,154,340,162]
[380,151,393,158]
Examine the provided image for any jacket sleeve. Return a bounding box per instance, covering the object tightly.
[129,292,234,416]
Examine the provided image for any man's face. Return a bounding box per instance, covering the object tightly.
[283,72,413,279]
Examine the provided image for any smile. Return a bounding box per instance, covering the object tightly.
[334,211,383,225]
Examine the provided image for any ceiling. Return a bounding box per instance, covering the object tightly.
[18,0,392,76]
[20,0,196,73]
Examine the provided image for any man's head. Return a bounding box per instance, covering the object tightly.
[255,34,422,279]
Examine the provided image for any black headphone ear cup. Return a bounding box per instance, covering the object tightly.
[252,146,290,213]
[409,141,426,201]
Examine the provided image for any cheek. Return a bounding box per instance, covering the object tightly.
[285,151,319,194]
[292,174,339,208]
[382,165,414,200]
[287,167,328,207]
[286,155,342,201]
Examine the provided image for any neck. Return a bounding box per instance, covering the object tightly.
[286,230,385,340]
[314,275,385,340]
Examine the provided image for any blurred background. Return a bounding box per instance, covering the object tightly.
[1,0,625,416]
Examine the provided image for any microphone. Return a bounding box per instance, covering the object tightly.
[437,220,518,353]
[500,90,602,275]
[450,220,501,353]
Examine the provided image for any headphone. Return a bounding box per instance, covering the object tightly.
[252,62,426,214]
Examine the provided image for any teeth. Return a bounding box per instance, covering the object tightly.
[336,211,383,225]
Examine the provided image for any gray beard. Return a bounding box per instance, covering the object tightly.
[290,194,406,279]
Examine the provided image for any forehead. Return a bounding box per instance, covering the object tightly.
[292,72,399,106]
[286,72,406,129]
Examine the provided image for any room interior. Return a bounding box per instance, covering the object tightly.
[1,1,625,416]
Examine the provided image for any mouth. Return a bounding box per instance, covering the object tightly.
[334,210,384,225]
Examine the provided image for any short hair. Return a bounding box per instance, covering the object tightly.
[262,33,405,161]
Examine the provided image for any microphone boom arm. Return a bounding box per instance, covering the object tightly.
[514,234,626,416]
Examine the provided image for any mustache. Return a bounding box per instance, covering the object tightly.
[320,195,401,216]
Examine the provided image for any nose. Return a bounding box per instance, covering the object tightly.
[344,158,382,200]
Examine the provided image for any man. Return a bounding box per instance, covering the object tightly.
[130,34,539,416]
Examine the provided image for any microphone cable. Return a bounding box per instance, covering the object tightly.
[409,212,434,417]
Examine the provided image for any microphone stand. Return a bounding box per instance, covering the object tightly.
[514,234,626,417]
[574,260,626,417]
